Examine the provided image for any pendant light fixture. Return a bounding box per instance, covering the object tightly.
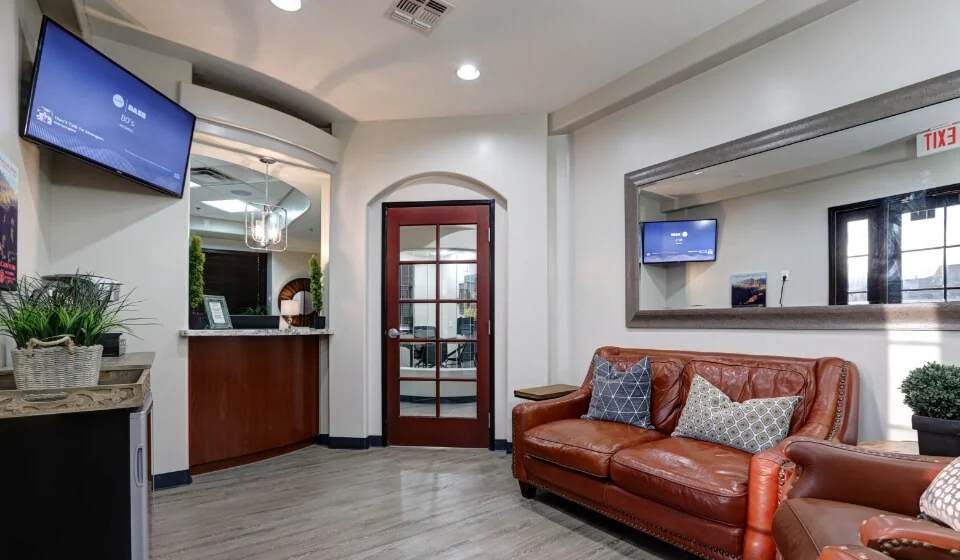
[245,157,288,252]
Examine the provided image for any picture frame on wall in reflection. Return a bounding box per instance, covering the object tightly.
[731,273,767,308]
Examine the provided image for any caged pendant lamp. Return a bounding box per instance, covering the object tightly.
[245,156,288,252]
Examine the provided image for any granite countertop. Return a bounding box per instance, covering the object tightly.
[0,352,154,419]
[180,328,334,337]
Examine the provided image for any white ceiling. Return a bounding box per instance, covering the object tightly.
[189,154,302,223]
[644,97,960,208]
[77,0,764,122]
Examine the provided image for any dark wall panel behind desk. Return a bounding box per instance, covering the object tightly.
[188,336,319,473]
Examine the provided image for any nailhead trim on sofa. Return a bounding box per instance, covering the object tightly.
[827,362,849,441]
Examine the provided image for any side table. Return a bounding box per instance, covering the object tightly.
[514,384,580,401]
[858,440,919,455]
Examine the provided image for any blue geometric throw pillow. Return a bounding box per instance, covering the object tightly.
[582,355,653,429]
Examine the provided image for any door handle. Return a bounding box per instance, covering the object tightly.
[386,328,400,339]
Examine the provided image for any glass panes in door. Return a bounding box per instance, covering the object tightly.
[846,219,869,304]
[397,223,479,419]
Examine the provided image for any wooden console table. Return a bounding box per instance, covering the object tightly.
[514,384,580,401]
[858,440,919,455]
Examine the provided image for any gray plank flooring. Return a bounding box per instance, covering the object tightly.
[152,446,696,560]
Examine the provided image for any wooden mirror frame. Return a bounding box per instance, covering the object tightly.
[277,278,315,327]
[624,69,960,331]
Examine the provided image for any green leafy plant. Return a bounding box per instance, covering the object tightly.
[309,254,323,314]
[0,274,145,348]
[189,234,205,310]
[239,305,268,316]
[900,362,960,421]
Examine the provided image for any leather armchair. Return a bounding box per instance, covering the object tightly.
[771,438,958,560]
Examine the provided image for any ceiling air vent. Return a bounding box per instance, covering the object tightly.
[190,167,237,185]
[385,0,454,36]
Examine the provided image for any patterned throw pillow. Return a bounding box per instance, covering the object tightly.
[921,456,960,531]
[582,355,653,429]
[672,375,802,454]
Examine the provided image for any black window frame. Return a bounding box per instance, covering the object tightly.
[829,182,960,305]
[201,248,269,314]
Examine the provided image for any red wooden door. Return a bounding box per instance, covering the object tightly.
[385,204,491,447]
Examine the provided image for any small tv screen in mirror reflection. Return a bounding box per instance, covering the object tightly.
[641,219,718,264]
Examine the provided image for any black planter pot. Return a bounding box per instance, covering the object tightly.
[912,414,960,457]
[313,315,327,330]
[188,309,206,330]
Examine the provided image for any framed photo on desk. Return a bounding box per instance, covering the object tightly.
[203,295,233,329]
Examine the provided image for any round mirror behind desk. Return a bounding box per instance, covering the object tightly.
[278,278,315,327]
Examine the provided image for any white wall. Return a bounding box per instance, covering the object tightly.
[43,38,193,475]
[656,145,960,309]
[330,114,548,442]
[569,0,960,442]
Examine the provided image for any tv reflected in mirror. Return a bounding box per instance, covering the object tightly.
[641,219,718,264]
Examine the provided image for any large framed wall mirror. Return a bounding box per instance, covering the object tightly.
[625,70,960,330]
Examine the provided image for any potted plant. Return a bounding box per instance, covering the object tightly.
[309,255,325,329]
[188,234,206,330]
[900,362,960,456]
[0,274,140,389]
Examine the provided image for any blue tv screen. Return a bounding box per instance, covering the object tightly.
[23,18,196,197]
[641,219,718,264]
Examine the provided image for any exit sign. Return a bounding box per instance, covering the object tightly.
[918,123,960,157]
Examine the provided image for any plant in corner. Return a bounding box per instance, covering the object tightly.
[188,234,206,330]
[900,362,960,456]
[0,274,143,390]
[309,254,325,329]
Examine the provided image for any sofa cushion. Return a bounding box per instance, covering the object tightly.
[583,355,653,428]
[773,498,892,560]
[610,437,751,525]
[523,419,666,478]
[672,374,802,453]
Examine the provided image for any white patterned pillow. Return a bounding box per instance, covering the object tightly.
[672,375,802,454]
[583,355,653,429]
[921,456,960,531]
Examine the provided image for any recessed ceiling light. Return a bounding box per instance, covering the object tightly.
[270,0,302,12]
[457,64,480,81]
[202,199,249,213]
[693,171,704,175]
[189,181,201,188]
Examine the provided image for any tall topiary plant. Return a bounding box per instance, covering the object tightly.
[309,255,323,314]
[189,234,205,312]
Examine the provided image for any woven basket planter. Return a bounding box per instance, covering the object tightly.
[11,337,103,390]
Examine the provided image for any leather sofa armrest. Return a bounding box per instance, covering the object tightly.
[783,438,951,516]
[744,440,800,560]
[861,515,960,560]
[512,388,591,482]
[820,545,892,560]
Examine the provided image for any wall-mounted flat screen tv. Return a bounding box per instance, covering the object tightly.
[641,219,718,264]
[22,18,196,198]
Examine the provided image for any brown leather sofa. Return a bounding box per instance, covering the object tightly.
[512,347,860,560]
[770,437,957,560]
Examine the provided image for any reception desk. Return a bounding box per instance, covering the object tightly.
[180,328,331,474]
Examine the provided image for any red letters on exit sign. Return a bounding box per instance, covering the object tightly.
[918,124,960,158]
